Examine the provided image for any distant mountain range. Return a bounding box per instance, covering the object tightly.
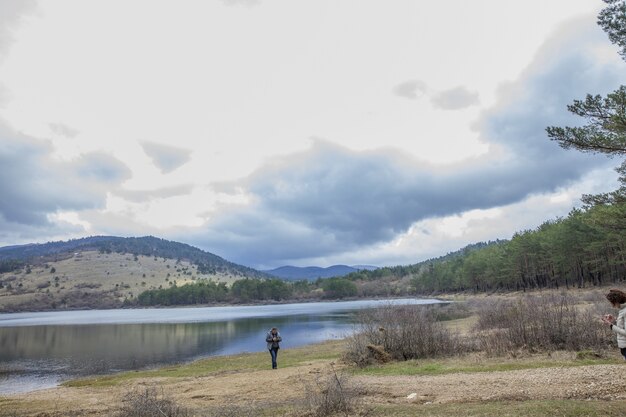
[263,264,378,281]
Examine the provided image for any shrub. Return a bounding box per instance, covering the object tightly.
[474,293,609,355]
[303,365,363,417]
[118,387,189,417]
[344,305,464,366]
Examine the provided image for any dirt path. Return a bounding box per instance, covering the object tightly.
[2,359,626,416]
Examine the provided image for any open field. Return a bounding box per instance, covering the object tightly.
[2,301,626,417]
[0,251,239,311]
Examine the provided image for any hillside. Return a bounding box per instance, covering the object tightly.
[0,235,264,277]
[0,236,267,312]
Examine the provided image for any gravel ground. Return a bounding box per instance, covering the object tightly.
[355,364,626,405]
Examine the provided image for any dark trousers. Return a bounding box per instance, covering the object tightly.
[269,347,279,369]
[621,347,626,360]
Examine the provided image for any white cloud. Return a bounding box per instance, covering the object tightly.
[49,122,79,138]
[221,0,261,6]
[430,86,480,110]
[0,0,38,61]
[392,80,429,100]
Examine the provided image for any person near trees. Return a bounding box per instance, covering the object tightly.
[601,289,626,360]
[266,327,282,369]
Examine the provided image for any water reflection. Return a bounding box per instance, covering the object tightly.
[0,314,354,394]
[0,298,440,394]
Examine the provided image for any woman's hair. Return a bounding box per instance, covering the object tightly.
[606,289,626,306]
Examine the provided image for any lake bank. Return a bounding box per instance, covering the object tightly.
[2,324,626,416]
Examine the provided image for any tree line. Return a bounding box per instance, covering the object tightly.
[412,204,625,292]
[135,276,358,306]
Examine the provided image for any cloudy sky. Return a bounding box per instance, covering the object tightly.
[1,0,624,269]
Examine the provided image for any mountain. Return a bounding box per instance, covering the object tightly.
[350,265,379,271]
[0,236,267,312]
[0,235,265,278]
[264,264,378,281]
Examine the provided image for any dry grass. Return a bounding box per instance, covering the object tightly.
[118,387,190,417]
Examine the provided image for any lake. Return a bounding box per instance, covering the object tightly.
[0,298,441,394]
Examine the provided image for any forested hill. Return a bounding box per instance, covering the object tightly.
[343,240,506,282]
[344,204,626,293]
[0,236,266,278]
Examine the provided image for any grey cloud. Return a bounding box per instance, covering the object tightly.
[114,185,194,203]
[0,215,85,247]
[49,123,79,138]
[141,141,192,174]
[189,138,608,266]
[72,152,130,183]
[0,122,130,228]
[479,22,624,159]
[392,80,428,100]
[188,20,624,268]
[394,81,479,110]
[430,86,480,110]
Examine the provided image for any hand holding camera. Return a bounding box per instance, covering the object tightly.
[602,314,615,325]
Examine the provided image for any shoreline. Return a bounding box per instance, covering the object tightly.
[0,294,445,316]
[0,338,348,398]
[2,283,616,314]
[0,298,438,395]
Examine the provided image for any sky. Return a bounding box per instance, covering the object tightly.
[0,0,624,269]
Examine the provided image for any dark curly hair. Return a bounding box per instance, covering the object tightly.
[606,289,626,306]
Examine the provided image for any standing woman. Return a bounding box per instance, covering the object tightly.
[266,327,282,369]
[601,289,626,360]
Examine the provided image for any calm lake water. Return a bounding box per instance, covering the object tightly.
[0,298,440,394]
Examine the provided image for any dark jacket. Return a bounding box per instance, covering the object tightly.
[266,330,282,350]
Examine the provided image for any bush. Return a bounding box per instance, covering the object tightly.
[118,387,189,417]
[474,293,609,355]
[344,305,464,366]
[303,365,364,417]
